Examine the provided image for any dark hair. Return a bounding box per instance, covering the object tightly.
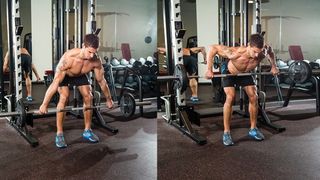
[83,34,99,49]
[249,34,264,49]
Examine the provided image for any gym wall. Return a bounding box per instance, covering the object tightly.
[31,0,52,79]
[197,0,219,83]
[261,0,320,61]
[96,0,157,60]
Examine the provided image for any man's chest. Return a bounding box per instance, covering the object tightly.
[68,60,96,74]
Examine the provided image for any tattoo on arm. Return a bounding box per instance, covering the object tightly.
[56,58,69,73]
[221,47,234,58]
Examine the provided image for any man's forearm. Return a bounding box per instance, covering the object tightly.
[268,53,277,67]
[200,48,207,62]
[99,81,112,100]
[42,82,59,106]
[207,55,213,70]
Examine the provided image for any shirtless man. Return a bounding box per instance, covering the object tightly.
[205,34,279,146]
[39,34,113,148]
[158,47,206,102]
[3,48,41,102]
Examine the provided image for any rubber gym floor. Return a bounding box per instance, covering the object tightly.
[0,83,319,179]
[0,84,157,180]
[158,84,320,180]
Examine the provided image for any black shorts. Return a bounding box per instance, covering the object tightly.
[183,55,198,75]
[59,74,90,87]
[21,54,32,75]
[222,75,255,87]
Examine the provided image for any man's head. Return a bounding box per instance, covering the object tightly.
[83,34,99,48]
[82,34,99,59]
[249,34,264,48]
[248,33,264,58]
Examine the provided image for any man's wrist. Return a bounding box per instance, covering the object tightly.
[106,96,112,100]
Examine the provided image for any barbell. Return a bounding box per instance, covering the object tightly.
[158,61,312,94]
[0,93,152,128]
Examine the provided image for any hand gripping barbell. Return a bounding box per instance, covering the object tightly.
[157,61,312,94]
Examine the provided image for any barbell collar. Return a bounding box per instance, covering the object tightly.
[135,101,152,106]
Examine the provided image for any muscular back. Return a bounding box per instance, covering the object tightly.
[57,48,101,77]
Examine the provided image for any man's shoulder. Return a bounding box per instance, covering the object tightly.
[61,48,81,61]
[236,46,247,52]
[66,48,81,56]
[89,55,102,68]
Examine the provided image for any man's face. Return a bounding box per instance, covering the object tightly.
[83,46,98,59]
[248,45,263,59]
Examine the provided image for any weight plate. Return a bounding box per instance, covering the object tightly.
[174,64,188,94]
[288,61,312,84]
[120,93,136,118]
[16,99,27,128]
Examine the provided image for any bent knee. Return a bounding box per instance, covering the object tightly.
[225,94,235,104]
[248,94,258,103]
[58,95,69,104]
[82,94,93,103]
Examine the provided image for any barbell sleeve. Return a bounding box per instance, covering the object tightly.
[0,111,21,117]
[135,101,152,106]
[157,75,180,80]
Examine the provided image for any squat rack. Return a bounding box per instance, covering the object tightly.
[161,0,206,145]
[3,0,38,146]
